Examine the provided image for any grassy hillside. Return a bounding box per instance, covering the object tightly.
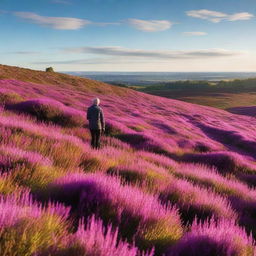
[140,79,256,110]
[0,64,256,256]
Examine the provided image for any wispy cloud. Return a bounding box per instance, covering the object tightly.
[33,57,132,65]
[14,12,119,30]
[14,12,90,30]
[228,12,254,21]
[63,46,244,59]
[186,9,254,23]
[183,31,207,36]
[127,19,174,32]
[52,0,72,4]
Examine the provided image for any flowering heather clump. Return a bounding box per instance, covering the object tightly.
[160,178,236,224]
[138,151,178,170]
[0,112,85,146]
[182,151,256,174]
[107,161,168,190]
[110,162,236,223]
[0,191,70,255]
[80,146,138,173]
[9,98,86,127]
[0,145,52,168]
[49,173,183,253]
[102,135,133,151]
[176,164,256,200]
[168,218,255,256]
[0,173,20,195]
[198,123,256,157]
[0,88,23,105]
[105,119,132,136]
[47,216,154,256]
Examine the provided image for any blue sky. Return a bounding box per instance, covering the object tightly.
[0,0,255,71]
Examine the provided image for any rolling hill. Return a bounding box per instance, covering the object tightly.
[0,64,256,256]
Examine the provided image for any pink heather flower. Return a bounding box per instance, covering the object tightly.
[168,218,255,256]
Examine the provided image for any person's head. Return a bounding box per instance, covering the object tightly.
[92,98,100,106]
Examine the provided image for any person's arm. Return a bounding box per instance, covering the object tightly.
[100,109,105,131]
[87,108,91,120]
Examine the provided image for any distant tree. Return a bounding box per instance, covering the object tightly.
[45,67,54,72]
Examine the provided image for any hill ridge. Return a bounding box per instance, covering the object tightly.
[0,64,256,255]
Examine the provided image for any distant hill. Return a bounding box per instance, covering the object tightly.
[0,64,256,256]
[140,79,256,109]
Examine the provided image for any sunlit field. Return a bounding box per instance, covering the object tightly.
[140,79,256,110]
[0,65,256,256]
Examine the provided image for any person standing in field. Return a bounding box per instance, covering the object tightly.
[87,98,105,149]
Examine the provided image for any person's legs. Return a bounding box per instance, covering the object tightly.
[90,129,96,148]
[95,129,101,149]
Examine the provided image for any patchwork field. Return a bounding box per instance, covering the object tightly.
[0,64,256,256]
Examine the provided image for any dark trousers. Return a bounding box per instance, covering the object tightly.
[90,129,101,149]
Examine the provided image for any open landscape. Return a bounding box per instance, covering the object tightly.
[0,64,256,255]
[74,72,256,110]
[139,79,256,111]
[1,0,256,255]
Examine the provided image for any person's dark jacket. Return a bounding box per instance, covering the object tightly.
[87,104,105,130]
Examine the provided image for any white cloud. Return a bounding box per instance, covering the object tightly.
[63,46,244,59]
[14,12,91,30]
[127,19,173,32]
[186,9,254,23]
[228,12,254,21]
[14,12,120,30]
[183,31,207,36]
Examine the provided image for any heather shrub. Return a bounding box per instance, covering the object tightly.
[175,164,255,199]
[3,129,85,170]
[138,151,178,171]
[9,98,85,127]
[0,192,70,256]
[0,145,67,191]
[0,112,85,146]
[0,174,19,195]
[10,165,66,192]
[168,218,255,256]
[0,146,52,169]
[104,120,123,136]
[42,216,154,256]
[65,127,90,141]
[111,160,236,224]
[107,162,168,192]
[0,146,61,191]
[199,124,256,157]
[101,136,133,151]
[47,173,183,254]
[115,133,146,146]
[0,88,23,106]
[160,178,236,224]
[182,151,256,174]
[79,146,136,173]
[0,154,16,173]
[79,155,103,173]
[116,133,169,154]
[47,140,84,169]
